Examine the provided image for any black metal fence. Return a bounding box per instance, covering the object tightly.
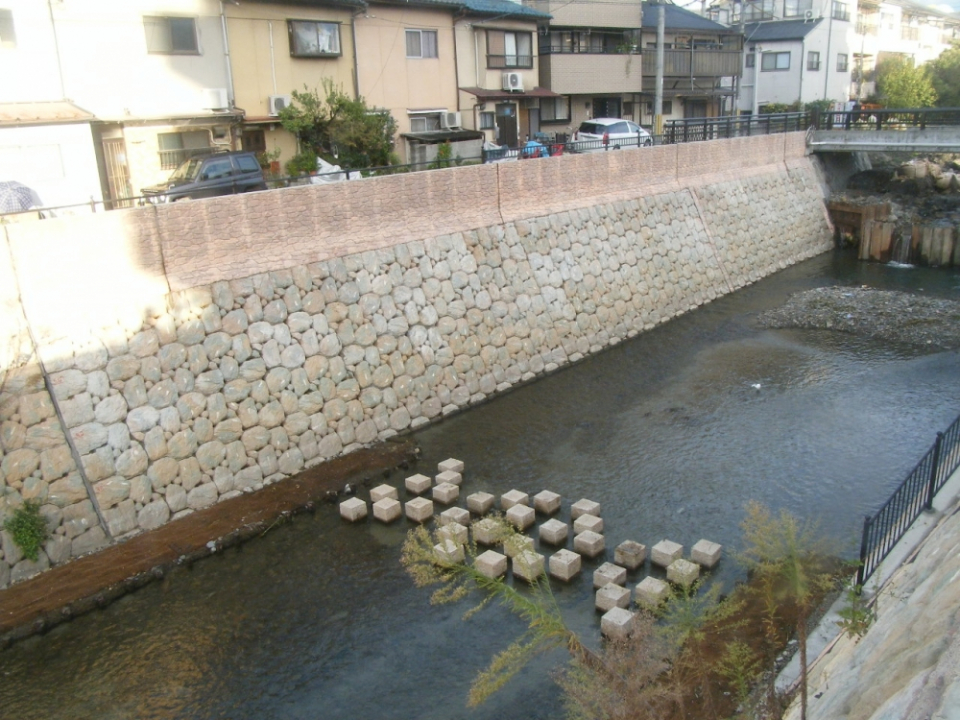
[662,112,810,144]
[857,411,960,586]
[812,107,960,132]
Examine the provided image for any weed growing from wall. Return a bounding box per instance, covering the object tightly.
[3,500,49,562]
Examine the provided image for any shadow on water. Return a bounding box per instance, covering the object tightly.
[2,250,959,719]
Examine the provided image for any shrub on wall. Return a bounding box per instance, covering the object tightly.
[3,500,49,562]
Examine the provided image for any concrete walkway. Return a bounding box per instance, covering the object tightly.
[778,466,960,720]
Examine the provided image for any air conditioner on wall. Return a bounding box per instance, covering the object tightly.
[202,88,229,111]
[268,94,292,116]
[502,72,524,92]
[440,111,462,129]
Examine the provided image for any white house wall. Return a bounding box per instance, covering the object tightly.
[0,0,65,103]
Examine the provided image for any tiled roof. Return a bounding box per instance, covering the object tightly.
[0,101,95,126]
[641,2,732,32]
[461,0,550,19]
[744,18,823,42]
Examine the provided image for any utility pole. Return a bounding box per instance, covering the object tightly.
[655,2,665,135]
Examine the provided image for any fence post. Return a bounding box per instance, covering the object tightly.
[925,432,944,510]
[856,515,870,588]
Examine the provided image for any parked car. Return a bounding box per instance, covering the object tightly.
[141,151,267,203]
[572,118,653,152]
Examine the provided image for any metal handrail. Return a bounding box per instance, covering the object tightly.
[662,112,810,144]
[812,107,960,131]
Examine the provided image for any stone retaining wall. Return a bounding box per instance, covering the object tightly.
[0,133,833,588]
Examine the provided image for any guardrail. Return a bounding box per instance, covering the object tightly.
[812,107,960,132]
[857,411,960,586]
[662,112,810,144]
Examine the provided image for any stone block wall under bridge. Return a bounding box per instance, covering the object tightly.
[0,132,833,588]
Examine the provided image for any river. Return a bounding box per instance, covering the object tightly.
[1,249,958,720]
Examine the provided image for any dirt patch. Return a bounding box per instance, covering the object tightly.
[0,439,419,646]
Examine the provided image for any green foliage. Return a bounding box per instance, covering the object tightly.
[278,79,398,169]
[876,57,937,108]
[3,500,48,561]
[836,584,875,639]
[717,641,762,704]
[929,44,960,107]
[285,150,320,176]
[428,142,453,170]
[658,580,742,652]
[804,99,836,114]
[255,146,281,170]
[760,102,800,114]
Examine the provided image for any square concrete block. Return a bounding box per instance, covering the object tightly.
[539,518,569,545]
[667,558,700,588]
[506,504,535,531]
[370,484,398,503]
[570,498,601,519]
[615,540,647,570]
[339,497,367,522]
[436,470,463,486]
[439,507,471,527]
[503,534,535,558]
[438,521,468,546]
[651,539,683,568]
[467,491,495,515]
[501,489,530,510]
[596,583,632,612]
[432,482,459,505]
[593,562,627,588]
[574,530,605,558]
[533,490,561,515]
[438,457,465,474]
[372,498,401,523]
[475,549,507,579]
[549,549,582,581]
[404,497,433,523]
[691,539,723,569]
[600,607,637,640]
[405,474,432,495]
[513,550,545,583]
[635,576,669,609]
[434,539,465,566]
[574,514,604,535]
[473,517,505,546]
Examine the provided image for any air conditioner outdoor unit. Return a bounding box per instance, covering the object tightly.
[502,72,524,92]
[201,87,229,111]
[268,94,292,116]
[804,9,815,20]
[440,111,462,129]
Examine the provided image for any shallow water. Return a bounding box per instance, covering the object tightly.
[2,250,959,720]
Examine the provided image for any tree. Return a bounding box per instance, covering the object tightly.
[278,79,398,171]
[929,44,960,107]
[876,57,937,108]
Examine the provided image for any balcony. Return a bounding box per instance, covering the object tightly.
[540,52,642,94]
[640,48,743,78]
[523,0,640,30]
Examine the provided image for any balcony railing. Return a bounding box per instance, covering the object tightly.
[487,54,534,69]
[158,146,214,170]
[539,45,636,56]
[641,48,742,78]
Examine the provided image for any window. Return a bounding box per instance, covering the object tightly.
[807,51,820,71]
[746,53,755,68]
[158,131,211,169]
[236,155,261,174]
[0,9,15,49]
[406,29,438,59]
[200,157,235,181]
[487,30,533,68]
[837,53,849,72]
[479,112,495,130]
[409,113,441,132]
[644,100,673,115]
[832,1,850,22]
[540,96,570,122]
[761,51,790,71]
[743,0,776,22]
[143,16,199,54]
[784,0,813,18]
[289,20,341,57]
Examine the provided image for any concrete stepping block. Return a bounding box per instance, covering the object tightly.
[533,490,561,515]
[370,484,398,503]
[615,540,647,570]
[434,539,465,566]
[473,517,505,545]
[438,521,468,546]
[467,491,495,515]
[436,470,463,486]
[574,530,605,558]
[405,473,432,495]
[503,534,535,558]
[475,549,507,579]
[593,561,627,588]
[339,497,367,522]
[439,507,471,527]
[539,518,569,545]
[667,558,700,588]
[691,539,722,568]
[405,497,433,523]
[651,539,683,568]
[635,576,669,609]
[438,458,464,474]
[506,504,535,531]
[571,498,601,519]
[432,482,459,505]
[601,607,637,640]
[513,550,545,582]
[549,549,582,581]
[596,583,632,612]
[574,514,604,535]
[372,497,401,523]
[501,489,530,510]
